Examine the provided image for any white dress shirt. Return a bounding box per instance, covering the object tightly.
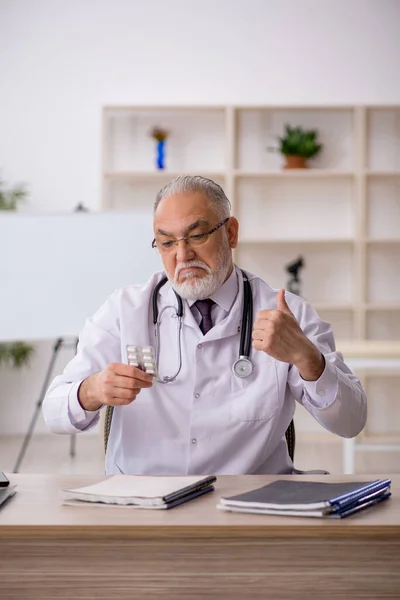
[43,265,367,475]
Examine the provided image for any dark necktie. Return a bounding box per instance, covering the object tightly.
[195,299,215,335]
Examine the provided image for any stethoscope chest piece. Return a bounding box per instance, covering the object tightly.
[232,356,253,378]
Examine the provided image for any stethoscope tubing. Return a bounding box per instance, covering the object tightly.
[153,269,253,382]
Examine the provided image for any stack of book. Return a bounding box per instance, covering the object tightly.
[61,475,216,509]
[217,479,391,519]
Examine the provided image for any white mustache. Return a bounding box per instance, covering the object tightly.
[174,260,211,279]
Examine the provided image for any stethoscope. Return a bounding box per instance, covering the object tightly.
[152,269,254,383]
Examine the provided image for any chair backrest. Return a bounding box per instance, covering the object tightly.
[285,420,295,462]
[104,406,114,453]
[105,406,296,462]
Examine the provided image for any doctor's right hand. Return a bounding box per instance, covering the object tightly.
[77,363,154,411]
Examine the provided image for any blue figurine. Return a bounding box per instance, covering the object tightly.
[151,127,168,170]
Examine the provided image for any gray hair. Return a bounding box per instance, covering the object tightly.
[154,175,231,218]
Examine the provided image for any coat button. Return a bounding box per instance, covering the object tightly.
[192,438,197,445]
[194,393,200,398]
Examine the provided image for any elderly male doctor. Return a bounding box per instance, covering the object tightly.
[43,176,367,475]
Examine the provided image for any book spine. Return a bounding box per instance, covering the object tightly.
[331,479,391,509]
[337,492,391,519]
[163,476,217,503]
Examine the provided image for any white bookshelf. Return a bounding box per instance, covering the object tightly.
[102,104,400,471]
[101,104,400,346]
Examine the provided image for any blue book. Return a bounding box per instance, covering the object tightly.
[218,479,392,518]
[328,480,391,513]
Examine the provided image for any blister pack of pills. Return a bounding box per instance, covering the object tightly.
[126,345,157,377]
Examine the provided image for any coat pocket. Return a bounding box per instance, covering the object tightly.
[229,356,280,422]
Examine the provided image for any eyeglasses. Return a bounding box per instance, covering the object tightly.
[152,217,230,255]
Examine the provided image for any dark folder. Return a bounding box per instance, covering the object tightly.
[218,479,391,518]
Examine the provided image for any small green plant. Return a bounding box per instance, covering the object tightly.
[0,178,28,210]
[0,342,35,368]
[274,125,323,158]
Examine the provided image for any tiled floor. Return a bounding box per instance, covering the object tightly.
[1,433,399,475]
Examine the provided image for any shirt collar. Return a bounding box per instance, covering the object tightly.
[186,265,238,313]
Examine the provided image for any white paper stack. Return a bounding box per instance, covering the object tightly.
[61,474,216,509]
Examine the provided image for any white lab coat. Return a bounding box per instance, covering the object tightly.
[43,266,367,475]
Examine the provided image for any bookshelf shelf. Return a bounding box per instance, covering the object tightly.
[104,171,226,181]
[233,170,354,179]
[313,303,355,311]
[366,239,400,245]
[365,304,400,311]
[239,238,354,245]
[366,170,400,177]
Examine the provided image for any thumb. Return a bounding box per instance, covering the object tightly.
[276,289,293,315]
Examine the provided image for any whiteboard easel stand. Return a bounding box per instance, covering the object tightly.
[13,337,78,472]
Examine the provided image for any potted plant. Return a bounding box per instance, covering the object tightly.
[270,125,323,169]
[0,178,28,210]
[0,341,35,368]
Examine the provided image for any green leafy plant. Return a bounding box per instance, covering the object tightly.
[0,178,28,210]
[0,342,35,368]
[277,125,323,158]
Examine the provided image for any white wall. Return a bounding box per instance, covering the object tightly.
[1,0,400,435]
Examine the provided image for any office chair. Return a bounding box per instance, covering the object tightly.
[285,419,295,462]
[104,405,113,453]
[286,420,329,475]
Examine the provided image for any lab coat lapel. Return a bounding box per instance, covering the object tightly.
[204,268,245,342]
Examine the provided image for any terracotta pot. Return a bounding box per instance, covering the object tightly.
[283,155,308,169]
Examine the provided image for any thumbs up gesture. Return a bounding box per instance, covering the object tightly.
[252,289,325,381]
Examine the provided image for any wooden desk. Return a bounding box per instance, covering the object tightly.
[1,474,399,599]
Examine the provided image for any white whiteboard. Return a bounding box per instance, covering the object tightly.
[0,212,162,341]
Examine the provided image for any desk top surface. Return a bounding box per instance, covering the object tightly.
[1,474,399,539]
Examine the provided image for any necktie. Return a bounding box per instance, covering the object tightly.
[195,299,215,335]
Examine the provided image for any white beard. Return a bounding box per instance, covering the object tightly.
[169,245,232,300]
